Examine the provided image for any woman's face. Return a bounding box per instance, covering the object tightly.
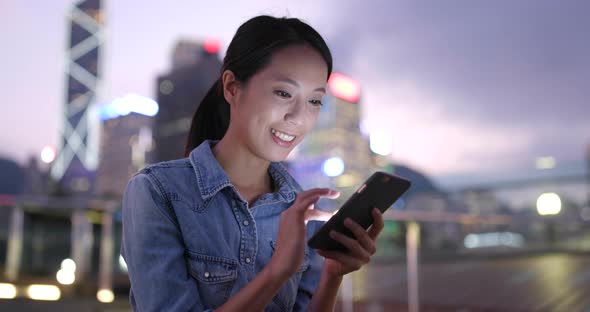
[226,44,328,162]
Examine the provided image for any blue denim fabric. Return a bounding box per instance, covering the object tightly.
[121,140,325,311]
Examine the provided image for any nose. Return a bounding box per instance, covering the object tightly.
[284,98,305,127]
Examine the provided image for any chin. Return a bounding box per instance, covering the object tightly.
[262,136,300,162]
[265,149,291,163]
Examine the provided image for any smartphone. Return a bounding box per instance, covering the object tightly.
[307,171,411,251]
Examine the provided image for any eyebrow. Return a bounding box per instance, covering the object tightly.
[275,77,326,93]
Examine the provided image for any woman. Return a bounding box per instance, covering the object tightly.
[121,15,384,312]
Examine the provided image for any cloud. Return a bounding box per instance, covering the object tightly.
[1,0,587,179]
[360,80,535,175]
[320,0,590,176]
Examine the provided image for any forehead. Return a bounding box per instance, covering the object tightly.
[256,45,329,86]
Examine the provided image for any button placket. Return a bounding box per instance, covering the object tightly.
[244,204,257,266]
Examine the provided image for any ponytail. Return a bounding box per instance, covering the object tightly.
[184,78,230,156]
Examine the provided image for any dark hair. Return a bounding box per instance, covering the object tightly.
[184,15,333,156]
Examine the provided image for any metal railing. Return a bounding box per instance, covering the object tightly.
[337,209,589,312]
[2,196,587,309]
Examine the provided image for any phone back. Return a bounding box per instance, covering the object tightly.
[308,171,412,251]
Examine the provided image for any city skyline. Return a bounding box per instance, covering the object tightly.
[1,0,589,187]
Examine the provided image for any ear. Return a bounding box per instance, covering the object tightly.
[222,70,240,106]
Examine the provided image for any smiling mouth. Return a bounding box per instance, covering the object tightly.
[271,128,296,142]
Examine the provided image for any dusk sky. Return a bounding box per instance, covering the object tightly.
[1,0,588,186]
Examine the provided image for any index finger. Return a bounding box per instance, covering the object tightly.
[368,208,384,240]
[293,189,340,212]
[297,188,338,202]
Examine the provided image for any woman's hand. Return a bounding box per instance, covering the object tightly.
[269,188,340,280]
[316,208,384,277]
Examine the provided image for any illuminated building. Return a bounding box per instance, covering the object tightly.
[51,0,104,194]
[153,40,223,162]
[95,96,157,197]
[288,72,371,207]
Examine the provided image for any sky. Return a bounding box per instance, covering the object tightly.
[1,0,588,187]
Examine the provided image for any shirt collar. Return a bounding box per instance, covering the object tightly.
[189,140,298,202]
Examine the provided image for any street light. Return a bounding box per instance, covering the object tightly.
[537,192,562,216]
[369,132,392,156]
[536,156,556,170]
[40,146,56,164]
[322,157,344,177]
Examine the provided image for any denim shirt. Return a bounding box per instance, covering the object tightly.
[121,140,325,311]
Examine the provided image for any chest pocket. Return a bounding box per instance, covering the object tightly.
[186,251,238,309]
[269,240,311,311]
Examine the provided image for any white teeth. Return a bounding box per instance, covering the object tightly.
[271,128,295,142]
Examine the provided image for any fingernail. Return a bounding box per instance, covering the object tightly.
[344,218,352,226]
[330,230,337,238]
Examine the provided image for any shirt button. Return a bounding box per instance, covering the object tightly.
[243,220,249,226]
[204,272,210,278]
[245,257,251,264]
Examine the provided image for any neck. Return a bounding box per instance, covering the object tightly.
[212,132,272,192]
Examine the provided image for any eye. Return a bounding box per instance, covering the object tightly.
[309,100,323,107]
[274,90,292,98]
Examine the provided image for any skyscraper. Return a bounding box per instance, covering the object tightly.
[96,113,154,198]
[153,40,223,162]
[51,0,104,194]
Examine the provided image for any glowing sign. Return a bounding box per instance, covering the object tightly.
[464,232,525,248]
[204,38,221,54]
[328,72,360,103]
[99,94,159,120]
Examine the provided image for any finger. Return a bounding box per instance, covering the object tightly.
[298,188,332,200]
[299,188,340,202]
[322,190,341,199]
[316,250,364,270]
[293,189,340,212]
[295,189,334,206]
[305,209,333,222]
[368,208,385,240]
[343,218,376,255]
[293,194,323,213]
[329,231,371,263]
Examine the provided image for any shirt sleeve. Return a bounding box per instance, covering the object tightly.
[292,221,326,312]
[121,173,213,312]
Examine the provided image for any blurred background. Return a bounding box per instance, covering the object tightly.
[1,0,589,311]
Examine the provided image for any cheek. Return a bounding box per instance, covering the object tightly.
[238,93,273,123]
[301,109,321,133]
[253,99,287,123]
[246,104,279,132]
